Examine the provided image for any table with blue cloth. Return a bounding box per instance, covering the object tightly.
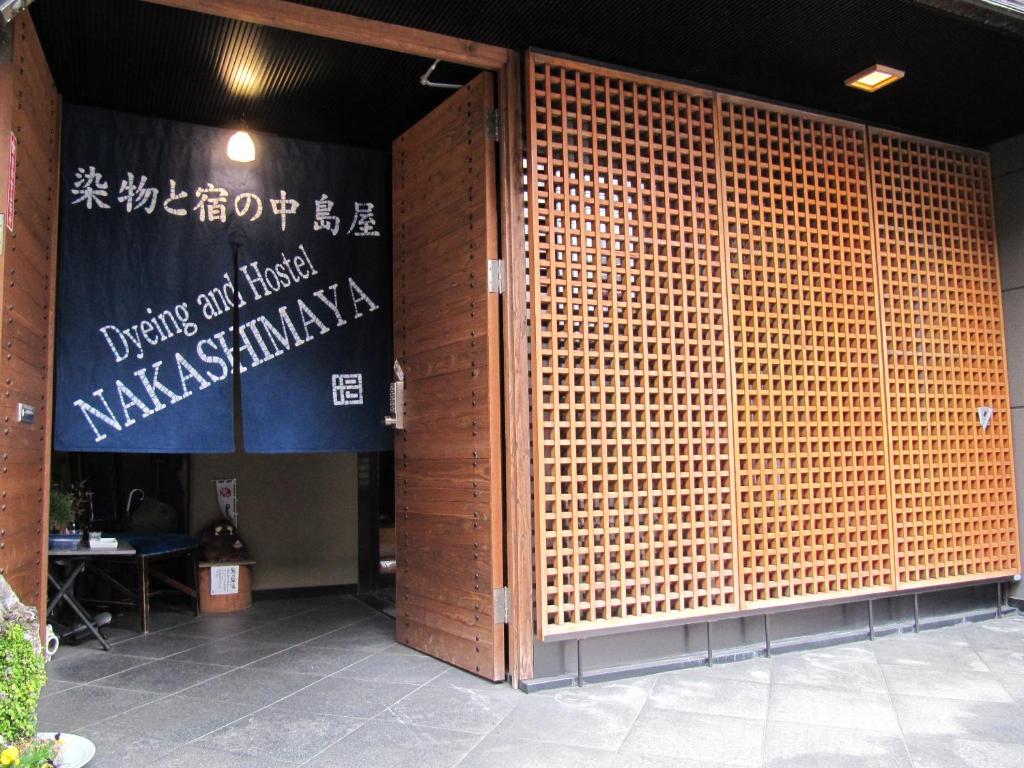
[66,533,201,637]
[123,533,201,633]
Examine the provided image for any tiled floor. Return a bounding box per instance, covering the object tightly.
[38,596,1024,767]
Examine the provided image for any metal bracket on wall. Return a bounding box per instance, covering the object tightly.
[485,109,501,142]
[576,639,584,687]
[706,622,713,667]
[419,59,461,90]
[487,259,505,294]
[493,586,510,624]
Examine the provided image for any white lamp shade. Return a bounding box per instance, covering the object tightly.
[227,130,256,163]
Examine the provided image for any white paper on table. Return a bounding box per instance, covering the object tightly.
[210,565,240,595]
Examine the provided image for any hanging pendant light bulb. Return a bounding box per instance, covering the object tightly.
[227,130,256,163]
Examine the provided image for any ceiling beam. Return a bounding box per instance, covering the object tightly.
[140,0,510,70]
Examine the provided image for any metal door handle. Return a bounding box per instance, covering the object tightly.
[385,367,405,430]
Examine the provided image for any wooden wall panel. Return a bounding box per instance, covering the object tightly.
[870,130,1020,586]
[0,14,60,620]
[528,54,739,636]
[719,98,895,606]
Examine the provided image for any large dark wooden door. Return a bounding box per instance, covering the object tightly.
[0,14,61,622]
[392,73,505,681]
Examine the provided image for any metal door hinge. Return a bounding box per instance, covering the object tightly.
[487,259,505,294]
[494,586,510,624]
[485,109,501,142]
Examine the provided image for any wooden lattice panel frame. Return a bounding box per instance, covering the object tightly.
[719,99,895,607]
[528,54,739,636]
[526,52,1021,639]
[870,130,1020,586]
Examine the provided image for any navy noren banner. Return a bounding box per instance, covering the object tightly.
[55,106,236,452]
[233,130,392,452]
[54,105,392,453]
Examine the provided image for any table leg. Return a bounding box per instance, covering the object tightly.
[47,562,111,651]
[138,557,150,634]
[192,553,201,617]
[47,561,86,616]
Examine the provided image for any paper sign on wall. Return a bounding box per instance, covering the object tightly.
[7,132,15,233]
[210,565,240,595]
[216,479,238,527]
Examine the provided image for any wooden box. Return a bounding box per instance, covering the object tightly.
[198,561,254,613]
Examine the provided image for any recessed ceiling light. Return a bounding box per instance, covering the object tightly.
[844,64,905,93]
[229,64,263,96]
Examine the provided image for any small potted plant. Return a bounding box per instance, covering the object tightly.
[48,482,87,551]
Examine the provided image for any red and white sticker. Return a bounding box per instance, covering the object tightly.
[6,131,15,233]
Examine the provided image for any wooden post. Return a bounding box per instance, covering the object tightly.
[498,51,533,686]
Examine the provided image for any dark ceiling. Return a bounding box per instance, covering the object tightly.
[28,0,480,150]
[27,0,1024,150]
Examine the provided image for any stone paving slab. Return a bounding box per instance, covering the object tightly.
[44,597,1024,767]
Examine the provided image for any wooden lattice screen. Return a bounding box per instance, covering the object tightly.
[870,130,1019,586]
[719,99,895,607]
[527,52,1020,637]
[528,56,739,635]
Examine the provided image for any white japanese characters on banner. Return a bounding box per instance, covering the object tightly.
[70,163,381,236]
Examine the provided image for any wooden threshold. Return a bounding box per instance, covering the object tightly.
[141,0,509,70]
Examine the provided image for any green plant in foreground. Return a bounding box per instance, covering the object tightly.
[0,623,46,744]
[1,738,60,768]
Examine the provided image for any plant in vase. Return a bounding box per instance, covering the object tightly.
[49,481,90,551]
[48,490,77,534]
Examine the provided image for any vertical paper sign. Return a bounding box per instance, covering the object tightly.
[210,565,240,595]
[215,478,238,527]
[7,132,16,233]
